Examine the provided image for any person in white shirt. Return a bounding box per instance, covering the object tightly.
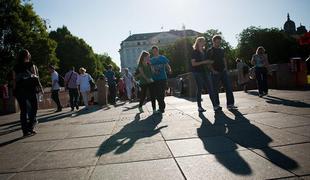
[77,67,93,109]
[123,68,134,101]
[48,65,62,112]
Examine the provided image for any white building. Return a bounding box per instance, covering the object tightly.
[119,29,200,72]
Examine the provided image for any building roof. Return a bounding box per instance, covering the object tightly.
[123,29,200,42]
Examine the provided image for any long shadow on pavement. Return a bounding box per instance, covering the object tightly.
[96,113,166,156]
[247,91,310,108]
[198,109,299,175]
[37,106,102,123]
[197,112,251,175]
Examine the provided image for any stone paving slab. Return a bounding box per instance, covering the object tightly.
[0,151,41,173]
[0,90,309,179]
[176,150,295,180]
[50,136,109,151]
[245,113,310,129]
[254,143,310,176]
[90,158,184,180]
[97,141,172,165]
[0,140,58,155]
[0,173,15,180]
[66,122,116,138]
[10,167,93,180]
[23,148,98,171]
[285,126,310,138]
[21,132,69,142]
[166,136,246,157]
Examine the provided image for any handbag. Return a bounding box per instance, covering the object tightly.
[249,67,256,80]
[26,65,43,93]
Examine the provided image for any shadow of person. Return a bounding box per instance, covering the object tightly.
[122,104,139,111]
[197,112,252,175]
[96,113,167,156]
[227,109,299,171]
[263,95,310,108]
[37,105,102,123]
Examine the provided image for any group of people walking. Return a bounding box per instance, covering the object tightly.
[191,35,270,112]
[191,35,237,112]
[12,36,269,137]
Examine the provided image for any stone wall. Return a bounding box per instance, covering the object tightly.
[167,63,308,98]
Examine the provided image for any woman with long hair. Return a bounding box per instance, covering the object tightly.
[251,46,270,97]
[191,37,215,112]
[13,49,42,137]
[136,51,156,113]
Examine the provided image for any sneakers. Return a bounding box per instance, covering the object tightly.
[138,107,144,113]
[227,105,238,110]
[198,107,206,112]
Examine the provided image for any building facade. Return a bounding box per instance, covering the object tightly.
[119,29,200,72]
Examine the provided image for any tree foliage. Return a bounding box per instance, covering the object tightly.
[49,26,120,80]
[202,29,236,69]
[235,26,300,65]
[160,29,236,77]
[0,0,58,85]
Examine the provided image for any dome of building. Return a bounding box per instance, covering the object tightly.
[284,13,296,34]
[297,23,307,35]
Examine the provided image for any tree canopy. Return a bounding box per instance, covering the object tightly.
[235,26,300,65]
[0,0,58,85]
[0,0,119,86]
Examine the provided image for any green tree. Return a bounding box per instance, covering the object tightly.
[236,26,299,65]
[161,37,194,77]
[202,29,236,69]
[49,26,120,80]
[0,0,58,85]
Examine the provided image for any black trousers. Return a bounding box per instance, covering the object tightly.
[51,90,62,109]
[139,83,156,110]
[68,88,79,109]
[16,92,38,135]
[255,67,268,95]
[108,83,116,104]
[154,80,167,111]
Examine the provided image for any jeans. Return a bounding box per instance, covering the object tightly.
[255,67,268,95]
[51,90,62,110]
[212,70,235,106]
[68,88,79,109]
[16,92,38,135]
[154,80,167,112]
[193,72,216,108]
[139,83,156,110]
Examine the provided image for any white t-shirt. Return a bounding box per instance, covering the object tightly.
[77,73,93,92]
[51,71,60,90]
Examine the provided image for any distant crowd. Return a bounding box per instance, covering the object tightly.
[10,35,270,137]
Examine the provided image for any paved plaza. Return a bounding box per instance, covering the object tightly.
[0,90,310,180]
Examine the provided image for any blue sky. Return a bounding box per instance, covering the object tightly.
[32,0,310,66]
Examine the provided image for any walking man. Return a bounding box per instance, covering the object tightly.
[105,65,117,104]
[64,67,79,111]
[48,65,62,112]
[207,35,237,111]
[150,46,171,113]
